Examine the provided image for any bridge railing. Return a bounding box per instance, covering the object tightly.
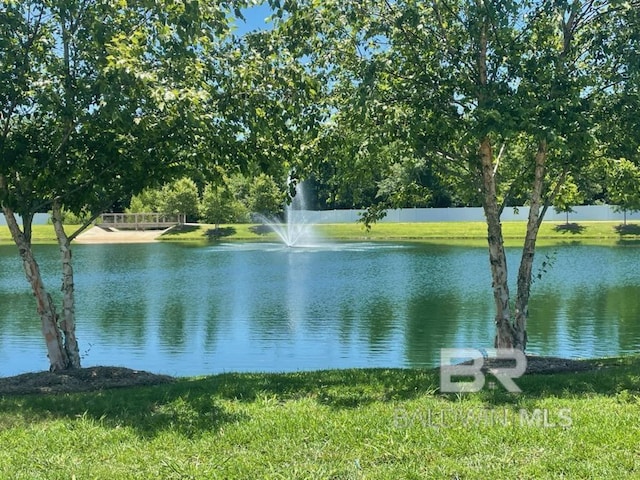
[98,213,185,230]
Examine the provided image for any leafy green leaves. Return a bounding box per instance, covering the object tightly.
[607,158,640,217]
[265,0,639,212]
[0,0,260,228]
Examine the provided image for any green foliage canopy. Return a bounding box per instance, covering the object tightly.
[159,178,200,220]
[608,158,640,222]
[0,0,260,230]
[265,0,640,216]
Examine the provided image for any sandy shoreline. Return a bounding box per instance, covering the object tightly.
[73,225,168,244]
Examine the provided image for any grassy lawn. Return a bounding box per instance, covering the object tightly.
[0,224,63,244]
[2,222,639,476]
[1,356,640,479]
[3,220,640,246]
[156,220,640,246]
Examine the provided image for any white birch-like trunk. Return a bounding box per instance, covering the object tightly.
[474,16,515,348]
[478,138,515,348]
[51,201,81,368]
[2,206,69,371]
[513,140,548,351]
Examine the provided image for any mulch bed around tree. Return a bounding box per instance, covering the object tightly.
[0,366,175,396]
[440,355,603,376]
[518,355,603,374]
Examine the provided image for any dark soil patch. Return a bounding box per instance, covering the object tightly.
[0,366,175,396]
[498,355,602,374]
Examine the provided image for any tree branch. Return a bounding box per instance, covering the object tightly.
[538,168,569,229]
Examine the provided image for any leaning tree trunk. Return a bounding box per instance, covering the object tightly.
[51,200,81,368]
[2,206,70,371]
[513,140,548,351]
[478,138,515,348]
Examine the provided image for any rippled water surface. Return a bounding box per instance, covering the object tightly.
[1,241,639,376]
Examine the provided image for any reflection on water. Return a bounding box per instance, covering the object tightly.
[1,242,639,377]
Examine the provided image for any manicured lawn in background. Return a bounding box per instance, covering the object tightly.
[2,221,639,245]
[0,224,62,244]
[1,356,639,479]
[160,220,640,245]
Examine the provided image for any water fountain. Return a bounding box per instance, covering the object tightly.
[258,180,320,247]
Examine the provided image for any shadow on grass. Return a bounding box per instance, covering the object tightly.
[553,223,586,234]
[159,224,200,237]
[205,226,236,239]
[615,224,640,236]
[0,381,247,439]
[207,369,440,408]
[0,369,440,438]
[249,224,274,236]
[2,357,639,436]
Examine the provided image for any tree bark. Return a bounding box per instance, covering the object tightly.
[51,200,81,368]
[478,138,514,348]
[513,140,548,351]
[474,7,514,348]
[2,206,70,371]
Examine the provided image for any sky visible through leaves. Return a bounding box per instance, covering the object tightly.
[236,4,273,35]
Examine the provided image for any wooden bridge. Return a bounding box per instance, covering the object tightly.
[97,213,185,230]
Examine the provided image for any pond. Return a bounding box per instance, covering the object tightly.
[1,241,639,377]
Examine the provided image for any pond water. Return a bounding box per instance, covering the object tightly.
[1,241,639,377]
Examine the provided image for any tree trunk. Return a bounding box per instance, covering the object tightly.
[478,138,514,348]
[51,201,81,368]
[474,9,514,348]
[2,206,70,371]
[513,140,548,351]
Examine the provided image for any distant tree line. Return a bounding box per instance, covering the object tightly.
[120,154,640,223]
[125,173,285,226]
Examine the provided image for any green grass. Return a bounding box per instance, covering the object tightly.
[3,221,640,246]
[1,356,640,478]
[3,223,638,477]
[0,223,96,244]
[156,220,640,246]
[0,224,62,244]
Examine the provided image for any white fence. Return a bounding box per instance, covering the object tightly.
[98,212,185,229]
[288,205,640,224]
[2,205,639,227]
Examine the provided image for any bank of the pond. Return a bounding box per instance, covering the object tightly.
[1,355,639,479]
[2,220,640,245]
[158,220,640,246]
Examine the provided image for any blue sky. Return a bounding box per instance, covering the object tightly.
[234,4,274,35]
